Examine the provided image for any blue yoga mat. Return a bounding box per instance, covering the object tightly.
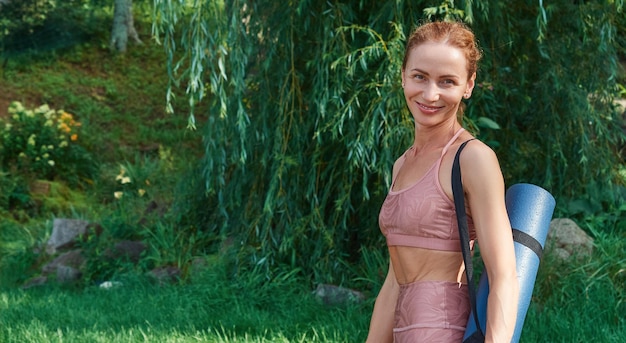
[463,183,555,342]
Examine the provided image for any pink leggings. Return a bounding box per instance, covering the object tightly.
[393,280,470,343]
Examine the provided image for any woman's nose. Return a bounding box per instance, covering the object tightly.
[422,82,440,101]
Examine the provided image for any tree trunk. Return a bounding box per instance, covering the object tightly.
[110,0,142,52]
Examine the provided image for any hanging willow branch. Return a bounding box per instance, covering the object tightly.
[152,0,625,281]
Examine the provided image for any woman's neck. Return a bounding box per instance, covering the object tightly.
[412,121,462,152]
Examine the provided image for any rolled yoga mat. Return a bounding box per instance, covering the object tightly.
[463,183,556,343]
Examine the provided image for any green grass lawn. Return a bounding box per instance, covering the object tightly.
[0,266,372,343]
[1,251,625,343]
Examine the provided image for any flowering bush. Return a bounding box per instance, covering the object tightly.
[0,101,96,185]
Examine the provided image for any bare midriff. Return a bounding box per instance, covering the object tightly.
[389,246,467,285]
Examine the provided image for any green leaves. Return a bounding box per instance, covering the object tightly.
[477,117,500,130]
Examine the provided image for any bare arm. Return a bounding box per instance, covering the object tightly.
[365,260,399,343]
[462,142,519,343]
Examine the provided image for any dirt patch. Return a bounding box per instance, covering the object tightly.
[0,90,40,119]
[0,93,12,118]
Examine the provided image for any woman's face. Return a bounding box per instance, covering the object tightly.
[401,42,475,128]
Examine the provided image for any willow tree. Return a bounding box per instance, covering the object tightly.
[152,0,624,282]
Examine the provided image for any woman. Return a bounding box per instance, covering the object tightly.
[366,21,519,343]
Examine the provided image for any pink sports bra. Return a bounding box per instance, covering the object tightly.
[379,128,476,251]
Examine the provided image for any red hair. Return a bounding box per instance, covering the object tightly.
[402,21,482,80]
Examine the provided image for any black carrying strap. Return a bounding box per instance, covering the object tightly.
[512,228,543,259]
[452,139,485,342]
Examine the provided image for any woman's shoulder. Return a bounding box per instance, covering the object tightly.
[459,137,497,160]
[458,138,504,184]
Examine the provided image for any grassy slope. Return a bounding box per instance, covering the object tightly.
[0,34,203,165]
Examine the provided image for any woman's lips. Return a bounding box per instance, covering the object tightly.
[416,102,443,113]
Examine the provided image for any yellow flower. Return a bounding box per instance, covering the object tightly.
[59,141,68,148]
[9,101,24,113]
[120,176,131,184]
[115,167,127,181]
[48,160,55,166]
[27,134,36,146]
[58,123,71,133]
[59,111,73,121]
[138,189,146,197]
[36,104,50,114]
[71,134,78,141]
[114,191,124,199]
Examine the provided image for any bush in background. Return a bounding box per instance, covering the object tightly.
[0,101,97,186]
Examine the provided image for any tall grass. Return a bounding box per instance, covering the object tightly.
[0,263,371,343]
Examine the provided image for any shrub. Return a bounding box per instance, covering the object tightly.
[0,101,97,186]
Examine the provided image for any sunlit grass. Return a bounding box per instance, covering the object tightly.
[0,265,371,343]
[1,243,624,343]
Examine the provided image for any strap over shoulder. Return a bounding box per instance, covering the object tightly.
[451,138,485,342]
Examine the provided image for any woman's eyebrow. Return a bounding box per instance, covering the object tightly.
[411,68,460,79]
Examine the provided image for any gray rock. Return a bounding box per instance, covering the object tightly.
[105,240,147,263]
[149,266,181,284]
[313,284,365,305]
[21,276,48,289]
[56,265,82,284]
[546,218,594,261]
[42,249,85,274]
[46,218,90,254]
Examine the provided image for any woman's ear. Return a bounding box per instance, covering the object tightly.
[465,72,477,98]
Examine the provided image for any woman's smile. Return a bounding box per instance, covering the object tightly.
[416,101,444,114]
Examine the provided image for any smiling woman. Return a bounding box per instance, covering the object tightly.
[366,21,518,343]
[401,41,474,128]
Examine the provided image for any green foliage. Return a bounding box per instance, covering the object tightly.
[0,171,32,216]
[0,0,103,56]
[0,218,45,286]
[0,0,57,37]
[467,0,625,201]
[0,101,97,186]
[153,0,626,281]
